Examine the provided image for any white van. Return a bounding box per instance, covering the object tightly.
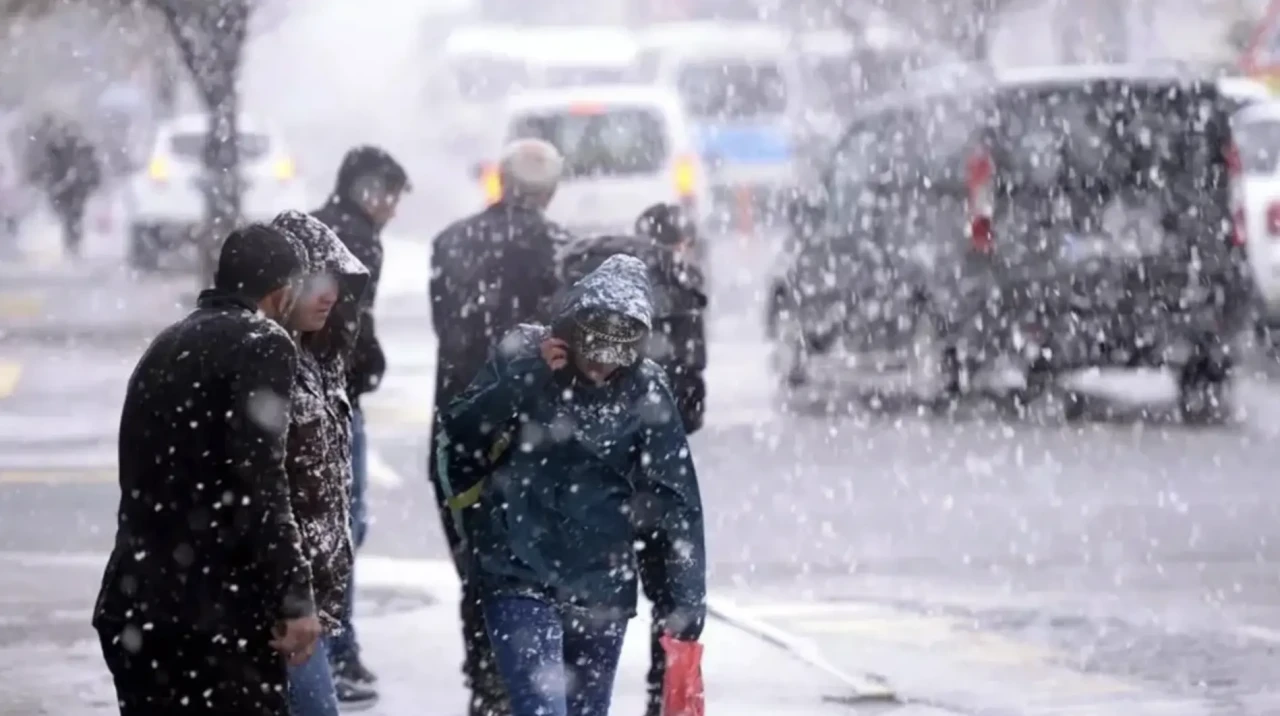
[433,25,640,162]
[477,85,709,237]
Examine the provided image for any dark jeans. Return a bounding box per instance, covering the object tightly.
[288,638,340,716]
[429,417,508,714]
[97,623,287,716]
[482,596,627,716]
[637,537,672,716]
[329,408,368,667]
[55,198,85,256]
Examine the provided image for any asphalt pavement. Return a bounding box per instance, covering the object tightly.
[5,221,1280,714]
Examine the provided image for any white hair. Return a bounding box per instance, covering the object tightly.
[498,138,563,206]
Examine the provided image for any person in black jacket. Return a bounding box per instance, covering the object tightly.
[93,224,319,716]
[309,145,409,701]
[556,202,708,716]
[428,137,569,716]
[28,115,102,258]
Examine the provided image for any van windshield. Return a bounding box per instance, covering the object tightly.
[508,107,667,178]
[676,61,788,119]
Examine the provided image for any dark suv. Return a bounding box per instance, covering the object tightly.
[768,65,1254,422]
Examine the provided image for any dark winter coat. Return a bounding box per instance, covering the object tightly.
[94,290,313,639]
[429,199,570,410]
[271,210,370,631]
[440,255,707,625]
[311,148,405,405]
[558,234,708,434]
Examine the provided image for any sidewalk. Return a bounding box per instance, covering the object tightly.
[0,552,958,715]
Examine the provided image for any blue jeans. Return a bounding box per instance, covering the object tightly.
[330,408,368,666]
[288,638,340,716]
[483,596,627,716]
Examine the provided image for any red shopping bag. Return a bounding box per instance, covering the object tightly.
[660,634,705,716]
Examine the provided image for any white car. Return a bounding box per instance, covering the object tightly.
[1235,100,1280,327]
[476,85,710,238]
[123,113,308,271]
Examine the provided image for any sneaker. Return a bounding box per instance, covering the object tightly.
[333,657,378,685]
[334,679,379,712]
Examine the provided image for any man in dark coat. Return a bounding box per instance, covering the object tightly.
[428,137,569,716]
[309,145,409,700]
[93,224,320,716]
[556,202,708,716]
[28,115,102,257]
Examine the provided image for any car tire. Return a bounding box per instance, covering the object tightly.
[128,224,161,272]
[1176,357,1232,426]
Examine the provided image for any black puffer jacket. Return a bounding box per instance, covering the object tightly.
[270,210,370,631]
[557,234,708,434]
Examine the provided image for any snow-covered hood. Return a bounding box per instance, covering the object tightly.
[270,209,370,351]
[554,253,653,329]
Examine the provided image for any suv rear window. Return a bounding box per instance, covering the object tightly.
[676,62,787,119]
[455,58,530,102]
[1235,118,1280,174]
[990,79,1230,261]
[508,107,667,179]
[170,133,272,162]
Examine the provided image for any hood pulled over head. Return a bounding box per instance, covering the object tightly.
[553,254,653,366]
[270,210,370,349]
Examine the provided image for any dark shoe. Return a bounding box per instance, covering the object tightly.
[333,656,378,685]
[334,679,379,712]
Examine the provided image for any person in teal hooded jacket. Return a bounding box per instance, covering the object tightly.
[439,253,707,716]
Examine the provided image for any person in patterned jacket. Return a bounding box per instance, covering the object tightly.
[269,210,372,715]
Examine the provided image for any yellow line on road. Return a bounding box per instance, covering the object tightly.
[0,293,42,319]
[0,361,20,398]
[0,468,117,485]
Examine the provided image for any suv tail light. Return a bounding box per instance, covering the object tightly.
[147,155,170,183]
[479,162,502,205]
[1227,141,1246,247]
[673,153,698,199]
[965,147,995,253]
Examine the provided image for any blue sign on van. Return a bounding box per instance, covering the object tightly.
[693,123,791,165]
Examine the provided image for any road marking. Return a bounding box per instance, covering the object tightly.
[0,361,21,397]
[362,401,433,427]
[366,448,405,489]
[0,293,42,319]
[0,468,116,485]
[734,601,1146,704]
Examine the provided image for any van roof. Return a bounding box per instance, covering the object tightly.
[638,21,790,60]
[444,25,638,66]
[505,85,684,116]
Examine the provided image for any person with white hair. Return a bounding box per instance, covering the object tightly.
[497,137,564,211]
[426,137,573,716]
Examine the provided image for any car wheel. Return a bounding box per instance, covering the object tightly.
[128,224,161,272]
[1176,358,1233,426]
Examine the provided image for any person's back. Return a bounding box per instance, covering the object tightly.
[94,224,315,716]
[430,141,567,407]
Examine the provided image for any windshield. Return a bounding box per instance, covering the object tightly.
[508,108,667,179]
[169,132,271,162]
[676,61,788,119]
[454,58,530,103]
[541,66,630,88]
[1235,118,1280,174]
